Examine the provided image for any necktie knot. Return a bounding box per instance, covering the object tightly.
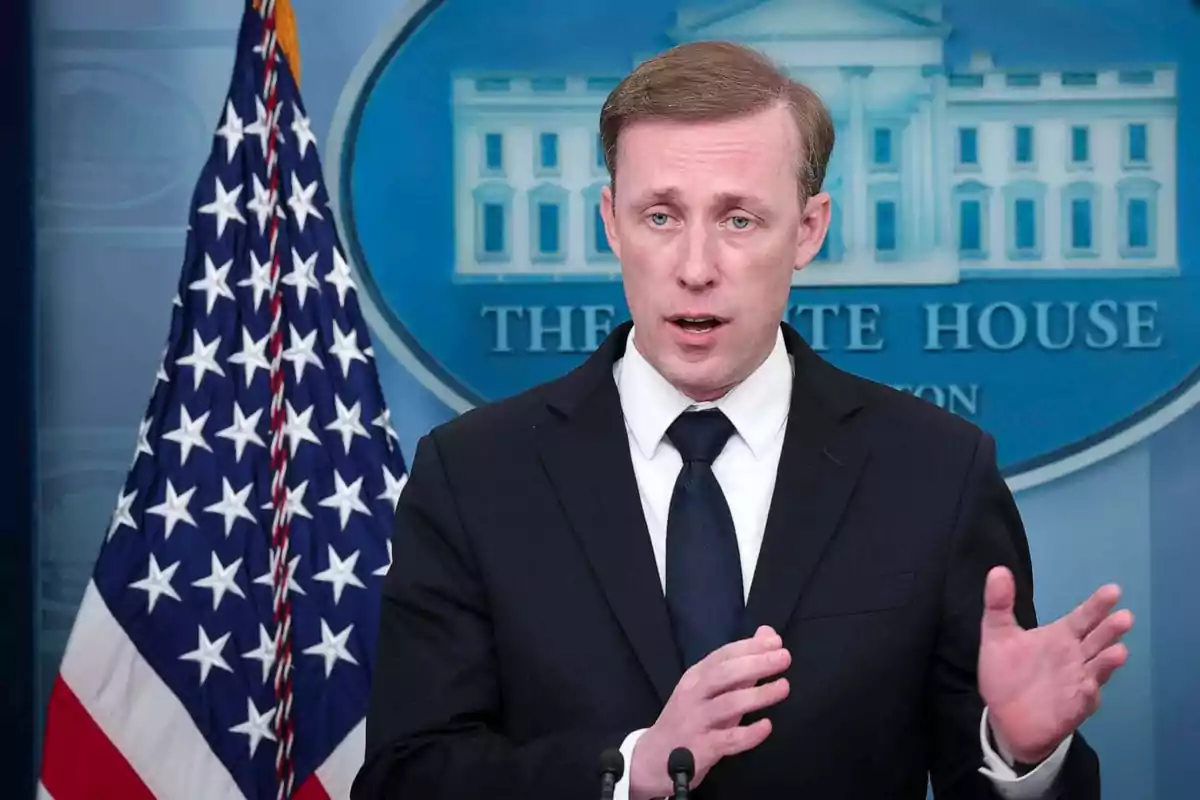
[667,409,735,465]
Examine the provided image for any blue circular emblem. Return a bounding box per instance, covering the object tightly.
[329,0,1200,490]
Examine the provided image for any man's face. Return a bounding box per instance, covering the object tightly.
[600,103,829,401]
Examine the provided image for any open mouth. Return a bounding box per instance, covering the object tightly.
[670,315,725,334]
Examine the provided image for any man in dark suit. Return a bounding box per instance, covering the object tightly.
[352,41,1132,799]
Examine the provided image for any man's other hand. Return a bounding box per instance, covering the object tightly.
[629,626,790,800]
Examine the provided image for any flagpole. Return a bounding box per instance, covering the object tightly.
[253,1,297,797]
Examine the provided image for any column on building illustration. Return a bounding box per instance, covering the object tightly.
[842,65,871,262]
[929,67,950,257]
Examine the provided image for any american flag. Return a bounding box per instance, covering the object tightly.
[37,2,407,798]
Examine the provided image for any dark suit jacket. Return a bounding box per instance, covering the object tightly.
[351,321,1100,799]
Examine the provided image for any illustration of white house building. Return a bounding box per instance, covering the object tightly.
[450,0,1178,285]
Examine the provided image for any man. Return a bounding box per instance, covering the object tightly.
[352,41,1132,799]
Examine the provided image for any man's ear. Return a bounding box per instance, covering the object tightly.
[599,183,621,260]
[794,191,831,272]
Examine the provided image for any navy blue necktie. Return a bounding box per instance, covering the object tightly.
[664,409,744,669]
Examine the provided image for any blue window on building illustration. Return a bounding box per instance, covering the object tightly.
[1070,126,1089,164]
[1015,199,1036,249]
[873,128,892,167]
[1116,176,1159,259]
[538,203,560,254]
[539,133,559,172]
[1128,199,1149,249]
[529,183,568,262]
[1071,199,1092,250]
[960,200,982,252]
[483,203,505,254]
[1014,126,1034,165]
[593,204,611,254]
[958,127,978,167]
[954,179,991,259]
[473,180,513,263]
[1127,124,1148,164]
[484,133,503,171]
[875,201,897,252]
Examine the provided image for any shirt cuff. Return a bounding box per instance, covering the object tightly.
[977,707,1072,799]
[613,728,649,800]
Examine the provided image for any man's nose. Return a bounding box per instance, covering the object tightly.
[675,226,719,289]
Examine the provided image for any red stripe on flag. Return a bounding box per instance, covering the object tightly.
[40,675,156,800]
[294,773,333,800]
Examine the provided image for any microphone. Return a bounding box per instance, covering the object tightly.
[667,747,695,800]
[597,747,624,800]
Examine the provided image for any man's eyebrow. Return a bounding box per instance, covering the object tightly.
[629,187,682,208]
[713,191,767,210]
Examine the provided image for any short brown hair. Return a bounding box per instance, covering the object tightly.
[599,41,835,201]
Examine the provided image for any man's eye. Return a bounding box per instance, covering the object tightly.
[729,216,752,229]
[650,213,670,226]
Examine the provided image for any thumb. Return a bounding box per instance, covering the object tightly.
[981,566,1019,637]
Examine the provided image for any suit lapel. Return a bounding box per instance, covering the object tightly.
[536,324,682,704]
[744,326,870,636]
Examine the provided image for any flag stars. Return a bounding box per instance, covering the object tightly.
[326,396,370,455]
[133,416,154,466]
[161,406,213,466]
[313,545,366,605]
[325,248,357,306]
[286,173,323,232]
[319,470,371,530]
[203,477,257,536]
[283,401,322,455]
[291,102,317,159]
[373,539,393,577]
[329,322,368,377]
[214,100,244,162]
[146,479,197,541]
[107,487,138,540]
[303,619,359,678]
[197,176,245,239]
[128,553,181,613]
[239,250,273,312]
[284,247,321,309]
[244,96,273,156]
[227,329,272,389]
[242,624,276,684]
[216,402,266,462]
[179,625,234,685]
[373,408,400,449]
[254,550,307,598]
[175,331,226,391]
[379,466,408,512]
[246,173,276,236]
[188,254,236,314]
[230,697,277,758]
[283,324,324,383]
[191,551,247,611]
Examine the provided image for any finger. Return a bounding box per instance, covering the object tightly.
[981,567,1019,635]
[1080,609,1134,660]
[1064,584,1122,640]
[700,629,783,666]
[706,677,790,728]
[1086,643,1128,687]
[708,717,773,759]
[702,648,792,698]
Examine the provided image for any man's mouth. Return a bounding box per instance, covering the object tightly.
[670,315,725,334]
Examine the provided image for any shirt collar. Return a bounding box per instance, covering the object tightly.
[613,325,792,461]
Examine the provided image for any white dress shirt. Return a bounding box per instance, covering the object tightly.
[609,326,1070,799]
